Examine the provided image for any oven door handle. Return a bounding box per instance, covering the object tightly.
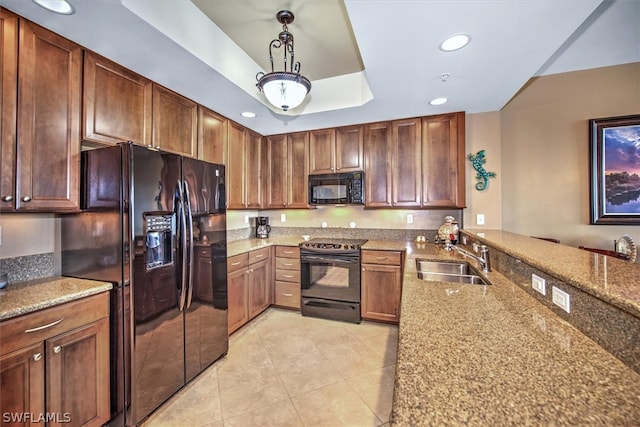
[300,255,358,264]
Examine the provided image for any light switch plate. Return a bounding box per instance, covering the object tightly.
[407,214,414,224]
[552,286,571,313]
[476,214,485,225]
[532,274,546,295]
[280,213,286,222]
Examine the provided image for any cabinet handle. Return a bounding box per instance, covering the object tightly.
[230,261,241,266]
[254,254,264,258]
[283,251,293,254]
[25,318,64,333]
[2,195,12,202]
[283,293,294,297]
[282,262,293,266]
[33,353,43,361]
[282,274,294,278]
[53,346,62,354]
[375,256,388,260]
[21,196,32,202]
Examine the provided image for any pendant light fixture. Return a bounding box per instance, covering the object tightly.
[256,10,311,112]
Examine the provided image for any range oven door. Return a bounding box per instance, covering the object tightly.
[299,251,361,302]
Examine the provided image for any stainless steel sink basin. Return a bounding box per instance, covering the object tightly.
[415,259,490,285]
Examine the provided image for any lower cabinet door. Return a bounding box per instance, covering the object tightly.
[248,259,271,318]
[361,264,402,323]
[45,318,109,427]
[227,268,249,334]
[0,342,45,425]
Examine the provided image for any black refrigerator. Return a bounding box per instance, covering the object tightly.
[60,142,228,426]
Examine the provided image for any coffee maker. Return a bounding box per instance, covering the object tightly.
[255,217,271,239]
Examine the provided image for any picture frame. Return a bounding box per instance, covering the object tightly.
[589,114,640,225]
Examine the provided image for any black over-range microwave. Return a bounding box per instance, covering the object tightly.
[308,172,364,205]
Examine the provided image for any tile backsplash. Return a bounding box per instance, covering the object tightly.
[0,252,54,284]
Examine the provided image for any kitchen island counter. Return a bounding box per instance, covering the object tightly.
[391,241,640,425]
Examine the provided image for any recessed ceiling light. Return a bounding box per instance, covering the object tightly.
[429,97,448,106]
[32,0,75,15]
[241,111,256,118]
[439,34,470,52]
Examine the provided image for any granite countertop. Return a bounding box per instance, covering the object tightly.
[391,242,640,426]
[0,276,112,321]
[227,236,305,257]
[462,229,640,317]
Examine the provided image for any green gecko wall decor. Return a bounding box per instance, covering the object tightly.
[467,149,496,191]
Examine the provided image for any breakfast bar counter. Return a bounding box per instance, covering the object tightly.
[389,240,640,426]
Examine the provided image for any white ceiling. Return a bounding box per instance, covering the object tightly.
[3,0,639,136]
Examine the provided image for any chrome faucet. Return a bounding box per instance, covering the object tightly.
[446,243,491,273]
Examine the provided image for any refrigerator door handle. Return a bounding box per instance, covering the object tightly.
[183,180,195,309]
[175,181,187,312]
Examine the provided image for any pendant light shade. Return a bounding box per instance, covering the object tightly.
[256,11,311,112]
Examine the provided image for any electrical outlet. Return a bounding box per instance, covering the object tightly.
[349,221,356,228]
[532,274,546,295]
[407,214,414,224]
[476,214,485,225]
[280,213,286,222]
[552,286,571,313]
[244,214,249,224]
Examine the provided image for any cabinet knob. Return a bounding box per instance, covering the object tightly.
[33,353,43,361]
[2,195,12,202]
[362,267,365,271]
[22,196,32,202]
[53,346,62,354]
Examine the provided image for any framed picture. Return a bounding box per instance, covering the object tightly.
[589,114,640,225]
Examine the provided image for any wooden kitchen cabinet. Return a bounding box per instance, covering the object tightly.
[82,51,153,147]
[0,9,18,212]
[361,250,403,323]
[226,247,272,334]
[309,125,363,174]
[152,84,198,157]
[392,118,422,207]
[363,122,393,207]
[13,18,82,212]
[273,246,301,310]
[422,112,466,208]
[227,121,262,209]
[198,105,227,165]
[0,292,110,427]
[264,132,309,209]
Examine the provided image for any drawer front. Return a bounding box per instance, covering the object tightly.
[275,257,300,271]
[275,246,300,259]
[227,253,248,272]
[274,281,300,309]
[361,250,402,265]
[249,247,270,264]
[275,268,300,283]
[0,292,109,356]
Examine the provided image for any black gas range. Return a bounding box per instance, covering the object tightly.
[299,238,368,323]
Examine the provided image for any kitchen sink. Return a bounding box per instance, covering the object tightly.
[415,259,490,285]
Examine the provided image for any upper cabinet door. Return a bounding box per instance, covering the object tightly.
[364,122,393,207]
[335,125,363,172]
[0,9,18,212]
[422,112,466,208]
[152,84,197,157]
[264,134,288,209]
[16,19,81,212]
[83,51,152,147]
[309,128,335,174]
[198,105,227,165]
[245,130,263,209]
[392,118,422,207]
[226,121,246,209]
[287,131,310,208]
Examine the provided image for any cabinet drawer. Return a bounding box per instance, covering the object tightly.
[361,250,402,265]
[249,247,270,264]
[274,281,300,309]
[0,292,109,356]
[275,269,300,283]
[275,246,300,259]
[227,253,248,272]
[275,257,300,271]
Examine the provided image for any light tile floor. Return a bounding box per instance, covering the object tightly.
[143,308,398,427]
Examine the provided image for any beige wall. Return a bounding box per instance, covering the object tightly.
[500,62,640,248]
[0,214,56,258]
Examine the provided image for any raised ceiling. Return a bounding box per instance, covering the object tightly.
[2,0,639,136]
